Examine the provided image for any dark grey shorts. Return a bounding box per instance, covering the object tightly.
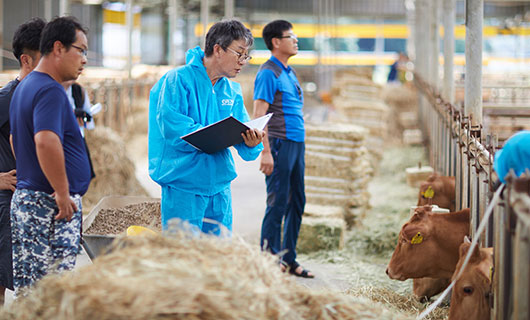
[0,192,13,290]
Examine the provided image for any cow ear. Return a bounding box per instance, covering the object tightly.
[459,241,472,258]
[426,173,437,182]
[471,244,482,262]
[476,258,493,284]
[412,208,427,220]
[402,224,421,241]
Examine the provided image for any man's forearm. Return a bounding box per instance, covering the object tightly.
[35,131,69,196]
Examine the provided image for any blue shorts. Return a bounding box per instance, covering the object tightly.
[10,189,82,296]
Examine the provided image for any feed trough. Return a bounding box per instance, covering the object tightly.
[81,195,160,260]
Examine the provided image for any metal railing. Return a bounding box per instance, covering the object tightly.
[414,74,530,319]
[83,78,156,133]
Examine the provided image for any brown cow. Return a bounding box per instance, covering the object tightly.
[386,206,470,280]
[417,173,456,212]
[449,240,493,320]
[413,174,456,301]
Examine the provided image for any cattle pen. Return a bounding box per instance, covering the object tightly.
[414,72,530,320]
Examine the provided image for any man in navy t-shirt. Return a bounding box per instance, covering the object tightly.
[253,20,314,278]
[9,16,90,296]
[0,17,45,305]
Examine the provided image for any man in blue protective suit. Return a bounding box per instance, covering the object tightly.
[494,130,530,183]
[149,20,264,235]
[253,20,314,278]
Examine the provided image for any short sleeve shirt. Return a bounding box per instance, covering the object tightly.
[9,71,91,195]
[254,56,304,142]
[0,79,18,175]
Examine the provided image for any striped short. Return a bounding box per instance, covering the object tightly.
[10,189,82,297]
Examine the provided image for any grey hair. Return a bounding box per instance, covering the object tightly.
[204,19,253,57]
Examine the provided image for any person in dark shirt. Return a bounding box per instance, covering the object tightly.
[0,17,45,305]
[387,52,408,83]
[9,16,90,296]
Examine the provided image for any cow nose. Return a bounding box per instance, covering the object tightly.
[385,268,389,276]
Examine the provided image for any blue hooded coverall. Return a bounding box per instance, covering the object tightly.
[148,47,263,233]
[494,130,530,183]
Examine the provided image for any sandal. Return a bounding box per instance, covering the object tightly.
[279,261,288,273]
[288,261,315,278]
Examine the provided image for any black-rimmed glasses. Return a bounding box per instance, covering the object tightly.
[225,47,252,63]
[71,44,88,57]
[277,34,298,40]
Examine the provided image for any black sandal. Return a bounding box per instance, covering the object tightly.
[288,261,315,278]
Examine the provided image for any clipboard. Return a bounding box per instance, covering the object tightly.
[180,113,272,154]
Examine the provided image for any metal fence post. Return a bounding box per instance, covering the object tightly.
[455,114,463,211]
[509,176,530,320]
[513,213,529,320]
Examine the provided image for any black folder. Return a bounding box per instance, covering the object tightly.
[180,114,272,154]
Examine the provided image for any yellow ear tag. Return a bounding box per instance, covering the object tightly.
[421,186,435,199]
[411,232,423,244]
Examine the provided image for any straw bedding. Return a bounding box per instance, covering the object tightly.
[348,287,448,320]
[83,126,149,213]
[0,232,405,320]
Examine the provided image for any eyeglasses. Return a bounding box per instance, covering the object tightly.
[71,44,88,57]
[277,34,298,40]
[225,47,252,63]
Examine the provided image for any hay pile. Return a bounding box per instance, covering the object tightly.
[381,85,419,144]
[0,232,407,320]
[329,69,389,167]
[83,126,148,213]
[297,217,345,253]
[304,123,373,233]
[381,85,417,113]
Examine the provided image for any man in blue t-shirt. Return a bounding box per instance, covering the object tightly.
[0,17,45,305]
[9,17,91,296]
[253,20,314,278]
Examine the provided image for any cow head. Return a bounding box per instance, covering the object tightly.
[449,240,493,320]
[417,174,456,212]
[386,206,440,280]
[386,206,470,280]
